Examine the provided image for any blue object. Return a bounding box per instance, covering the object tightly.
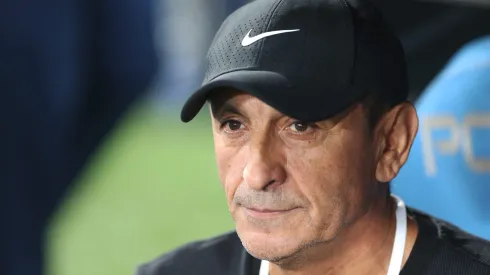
[0,0,158,274]
[392,36,490,240]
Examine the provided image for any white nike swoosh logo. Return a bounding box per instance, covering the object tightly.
[241,29,300,47]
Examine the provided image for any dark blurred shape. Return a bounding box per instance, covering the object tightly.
[375,0,490,100]
[0,0,158,274]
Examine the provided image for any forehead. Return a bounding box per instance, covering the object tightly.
[209,89,278,116]
[209,88,360,124]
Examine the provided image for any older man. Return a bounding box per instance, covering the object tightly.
[137,0,490,274]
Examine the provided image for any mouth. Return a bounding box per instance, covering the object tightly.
[243,207,299,219]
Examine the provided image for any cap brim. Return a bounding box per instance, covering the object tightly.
[180,70,292,122]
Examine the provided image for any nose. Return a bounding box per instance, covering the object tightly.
[243,139,286,191]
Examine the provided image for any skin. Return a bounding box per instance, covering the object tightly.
[209,89,419,275]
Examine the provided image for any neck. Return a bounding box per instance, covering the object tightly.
[270,196,418,275]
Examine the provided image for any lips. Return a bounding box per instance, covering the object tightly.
[248,208,290,213]
[243,207,298,219]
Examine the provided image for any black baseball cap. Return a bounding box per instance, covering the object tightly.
[180,0,408,123]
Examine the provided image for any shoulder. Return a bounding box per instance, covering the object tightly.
[135,231,246,275]
[432,215,490,266]
[412,209,490,273]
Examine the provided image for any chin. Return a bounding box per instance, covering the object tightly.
[233,207,325,262]
[237,227,305,262]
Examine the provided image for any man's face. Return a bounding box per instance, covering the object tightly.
[209,90,414,262]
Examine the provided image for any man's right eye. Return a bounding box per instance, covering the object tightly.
[222,120,244,132]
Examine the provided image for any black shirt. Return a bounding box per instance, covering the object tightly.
[137,209,490,275]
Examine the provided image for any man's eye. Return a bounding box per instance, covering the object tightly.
[222,120,244,131]
[288,122,311,133]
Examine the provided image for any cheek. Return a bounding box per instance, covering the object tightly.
[285,133,371,225]
[214,140,247,206]
[287,144,346,212]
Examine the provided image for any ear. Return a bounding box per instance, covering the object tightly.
[374,103,419,183]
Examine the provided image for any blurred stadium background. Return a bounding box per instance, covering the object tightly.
[1,0,489,275]
[46,103,233,275]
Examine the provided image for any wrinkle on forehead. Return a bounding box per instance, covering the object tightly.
[208,88,367,133]
[209,89,284,121]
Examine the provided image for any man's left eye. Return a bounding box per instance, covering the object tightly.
[288,122,310,132]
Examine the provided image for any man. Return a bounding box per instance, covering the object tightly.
[137,0,490,274]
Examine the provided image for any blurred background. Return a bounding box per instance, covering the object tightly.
[1,0,489,275]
